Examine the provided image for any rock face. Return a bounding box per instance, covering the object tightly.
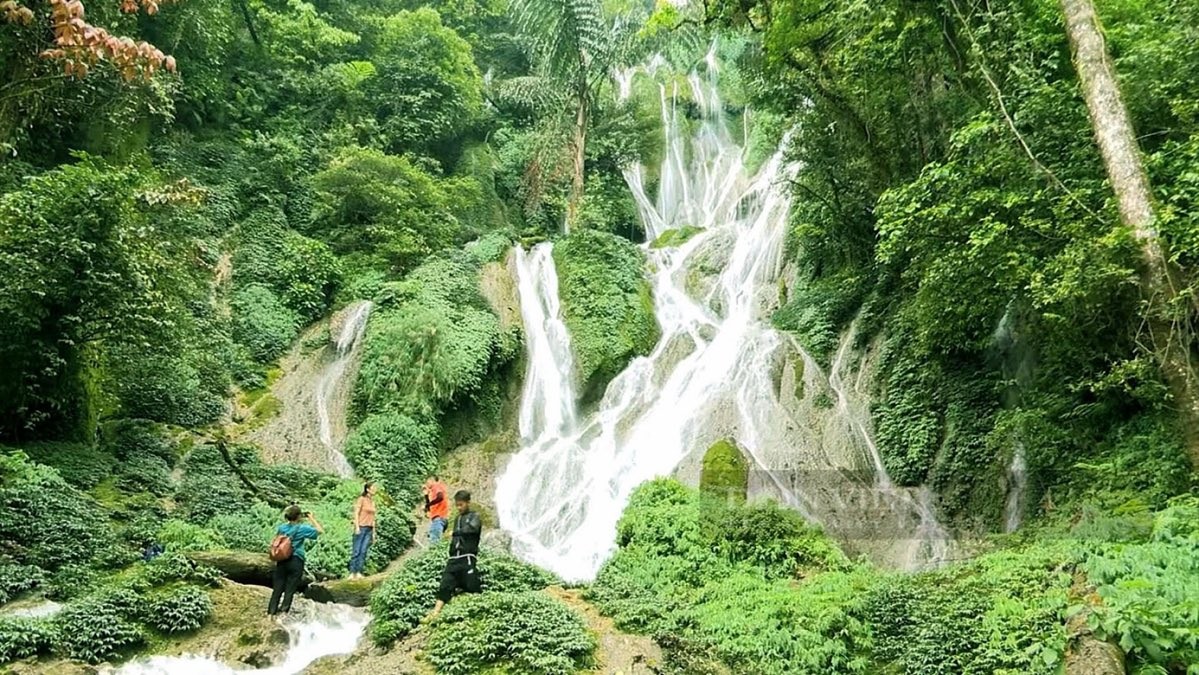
[245,301,371,473]
[185,550,315,589]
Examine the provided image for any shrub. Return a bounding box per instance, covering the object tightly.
[0,562,45,604]
[370,545,558,645]
[234,208,340,322]
[54,594,145,663]
[679,569,875,675]
[310,148,459,273]
[106,347,227,427]
[1082,498,1199,671]
[146,585,213,634]
[116,453,173,496]
[864,547,1070,675]
[707,501,849,579]
[425,591,596,675]
[206,503,277,551]
[231,283,301,363]
[0,617,58,664]
[155,519,226,552]
[552,230,658,403]
[342,413,438,500]
[136,552,223,589]
[0,452,110,574]
[104,420,178,465]
[174,445,257,523]
[18,442,114,490]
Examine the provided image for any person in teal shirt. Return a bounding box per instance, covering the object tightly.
[267,505,323,616]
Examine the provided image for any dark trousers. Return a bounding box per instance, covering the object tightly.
[349,526,373,574]
[268,556,304,614]
[436,555,481,603]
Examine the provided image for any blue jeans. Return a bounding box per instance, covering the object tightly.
[349,526,373,574]
[429,517,447,543]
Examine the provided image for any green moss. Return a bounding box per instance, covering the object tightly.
[553,230,659,404]
[650,225,703,249]
[700,439,748,502]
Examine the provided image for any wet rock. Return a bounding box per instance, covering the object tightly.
[482,529,513,553]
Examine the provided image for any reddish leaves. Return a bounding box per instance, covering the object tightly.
[2,0,177,80]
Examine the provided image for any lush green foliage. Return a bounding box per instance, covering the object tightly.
[0,552,220,665]
[311,149,462,275]
[0,452,112,595]
[426,591,596,675]
[553,230,658,402]
[1081,498,1199,671]
[690,0,1199,534]
[231,283,303,364]
[370,544,559,645]
[343,413,439,500]
[649,225,702,249]
[145,585,214,634]
[173,444,412,578]
[0,616,58,663]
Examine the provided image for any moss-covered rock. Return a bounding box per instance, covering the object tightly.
[303,577,378,607]
[184,550,315,589]
[553,230,659,404]
[650,225,703,249]
[700,439,749,502]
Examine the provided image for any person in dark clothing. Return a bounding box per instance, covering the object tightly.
[267,505,323,617]
[426,489,482,620]
[141,540,164,562]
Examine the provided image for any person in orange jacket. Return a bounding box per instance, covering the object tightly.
[423,475,450,543]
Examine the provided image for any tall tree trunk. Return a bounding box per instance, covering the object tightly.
[1061,0,1199,467]
[565,86,588,234]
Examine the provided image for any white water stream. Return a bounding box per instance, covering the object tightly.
[106,604,368,675]
[497,49,951,581]
[315,300,372,477]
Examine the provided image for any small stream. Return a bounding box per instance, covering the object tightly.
[106,604,368,675]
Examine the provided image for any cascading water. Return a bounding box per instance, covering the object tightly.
[105,604,368,675]
[994,302,1034,532]
[1004,443,1028,533]
[514,244,578,442]
[315,300,372,477]
[497,48,952,581]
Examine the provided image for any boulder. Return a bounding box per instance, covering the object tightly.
[303,577,378,607]
[185,550,314,589]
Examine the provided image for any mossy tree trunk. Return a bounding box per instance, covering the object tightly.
[1060,0,1199,469]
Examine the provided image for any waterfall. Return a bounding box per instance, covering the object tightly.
[497,48,953,581]
[824,323,951,567]
[498,49,805,582]
[1004,442,1028,533]
[105,604,368,675]
[314,300,372,477]
[994,301,1034,533]
[514,244,578,442]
